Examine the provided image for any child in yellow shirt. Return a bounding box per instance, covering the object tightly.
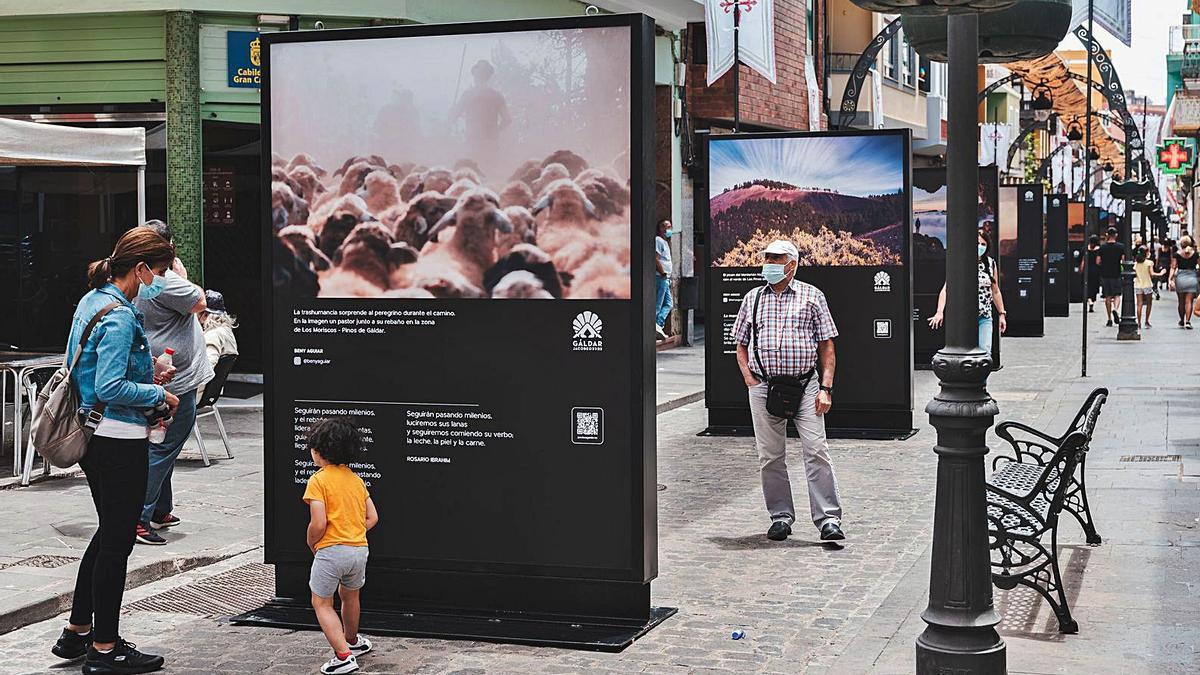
[303,418,379,675]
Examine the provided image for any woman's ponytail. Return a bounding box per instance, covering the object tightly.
[88,227,175,289]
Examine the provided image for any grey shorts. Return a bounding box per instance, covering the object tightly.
[309,545,368,598]
[1101,277,1122,298]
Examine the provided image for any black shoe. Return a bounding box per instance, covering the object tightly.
[82,639,164,674]
[135,523,166,545]
[820,522,846,541]
[1112,310,1120,324]
[766,521,791,541]
[51,627,93,660]
[1105,320,1113,327]
[1188,323,1194,330]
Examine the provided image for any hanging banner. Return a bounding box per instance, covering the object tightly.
[253,14,668,648]
[999,184,1046,337]
[1045,193,1070,317]
[702,129,914,439]
[912,166,1001,368]
[1071,0,1131,47]
[705,0,777,85]
[1067,201,1086,304]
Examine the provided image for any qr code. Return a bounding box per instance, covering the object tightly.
[576,412,599,437]
[571,407,603,444]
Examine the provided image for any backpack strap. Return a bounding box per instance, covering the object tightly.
[71,301,122,421]
[749,286,769,380]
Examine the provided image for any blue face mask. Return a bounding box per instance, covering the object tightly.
[137,267,167,300]
[978,243,988,257]
[762,263,788,285]
[663,229,673,239]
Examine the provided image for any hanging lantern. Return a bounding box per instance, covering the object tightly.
[1089,146,1102,162]
[849,0,1018,16]
[902,0,1073,63]
[1103,160,1114,172]
[1031,80,1054,111]
[1066,119,1084,142]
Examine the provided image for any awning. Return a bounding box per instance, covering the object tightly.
[0,117,146,167]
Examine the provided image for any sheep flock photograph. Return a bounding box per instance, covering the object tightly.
[269,26,633,300]
[708,134,908,268]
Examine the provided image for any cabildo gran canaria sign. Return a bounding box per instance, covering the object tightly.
[227,30,262,88]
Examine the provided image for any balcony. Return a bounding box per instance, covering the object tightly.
[1168,24,1200,55]
[1171,91,1200,135]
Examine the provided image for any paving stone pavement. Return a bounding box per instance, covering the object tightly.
[0,311,1195,673]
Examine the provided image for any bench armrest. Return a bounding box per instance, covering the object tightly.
[996,420,1061,445]
[994,422,1061,469]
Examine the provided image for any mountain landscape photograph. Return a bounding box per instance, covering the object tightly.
[708,134,907,267]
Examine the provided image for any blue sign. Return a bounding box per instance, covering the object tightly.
[227,30,262,88]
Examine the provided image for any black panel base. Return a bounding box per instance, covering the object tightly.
[232,602,676,652]
[1045,305,1069,318]
[702,408,916,440]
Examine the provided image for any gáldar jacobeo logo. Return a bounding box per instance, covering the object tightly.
[572,311,603,351]
[873,270,891,293]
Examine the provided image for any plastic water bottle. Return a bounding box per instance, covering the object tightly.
[731,629,746,640]
[154,348,175,382]
[149,420,168,444]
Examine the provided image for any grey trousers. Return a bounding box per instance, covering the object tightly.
[748,378,843,528]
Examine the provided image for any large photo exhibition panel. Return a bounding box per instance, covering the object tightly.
[263,16,653,582]
[704,130,913,435]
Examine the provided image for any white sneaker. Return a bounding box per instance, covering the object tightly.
[348,635,372,656]
[655,325,668,340]
[320,653,358,674]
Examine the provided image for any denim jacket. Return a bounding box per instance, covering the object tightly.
[67,283,165,425]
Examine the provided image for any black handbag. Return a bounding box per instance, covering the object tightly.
[749,286,814,419]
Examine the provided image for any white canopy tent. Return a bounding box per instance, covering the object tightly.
[0,117,148,223]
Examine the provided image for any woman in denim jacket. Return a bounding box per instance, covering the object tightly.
[51,227,180,675]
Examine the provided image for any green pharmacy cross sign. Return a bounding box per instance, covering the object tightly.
[1157,138,1195,175]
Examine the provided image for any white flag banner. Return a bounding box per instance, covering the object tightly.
[705,0,777,86]
[1071,0,1131,47]
[804,59,821,130]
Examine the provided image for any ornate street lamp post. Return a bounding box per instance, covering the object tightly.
[856,1,1069,672]
[1115,123,1141,341]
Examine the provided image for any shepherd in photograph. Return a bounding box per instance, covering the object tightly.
[451,59,511,175]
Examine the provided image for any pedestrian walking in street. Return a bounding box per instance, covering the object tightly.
[732,240,844,543]
[197,290,238,401]
[1098,227,1126,327]
[928,229,1007,355]
[132,221,214,545]
[52,227,179,674]
[1133,247,1165,329]
[303,418,379,675]
[1082,234,1102,313]
[1154,237,1174,300]
[654,219,674,341]
[1170,235,1199,329]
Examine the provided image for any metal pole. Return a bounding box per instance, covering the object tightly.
[1117,121,1141,339]
[733,2,741,132]
[1082,0,1093,377]
[137,165,147,225]
[915,13,1005,674]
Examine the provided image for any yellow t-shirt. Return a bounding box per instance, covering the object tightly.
[302,464,369,550]
[1133,259,1154,289]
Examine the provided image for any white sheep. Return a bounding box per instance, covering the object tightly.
[394,188,513,296]
[491,270,553,299]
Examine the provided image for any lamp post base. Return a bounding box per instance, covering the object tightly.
[917,625,1007,675]
[1117,262,1140,341]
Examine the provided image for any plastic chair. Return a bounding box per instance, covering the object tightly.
[191,354,237,466]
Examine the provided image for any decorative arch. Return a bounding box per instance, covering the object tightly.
[835,18,902,130]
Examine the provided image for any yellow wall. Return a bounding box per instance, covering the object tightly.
[828,0,873,54]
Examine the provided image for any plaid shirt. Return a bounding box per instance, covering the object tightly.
[732,280,838,378]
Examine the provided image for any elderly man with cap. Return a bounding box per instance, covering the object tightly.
[731,239,844,542]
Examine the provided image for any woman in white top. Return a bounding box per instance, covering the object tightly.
[197,290,239,401]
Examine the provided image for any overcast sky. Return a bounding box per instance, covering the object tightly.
[1061,0,1187,105]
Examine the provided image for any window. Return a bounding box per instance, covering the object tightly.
[901,36,915,88]
[883,29,899,81]
[918,55,932,93]
[806,0,816,56]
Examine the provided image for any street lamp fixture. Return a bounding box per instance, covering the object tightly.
[1088,146,1101,162]
[849,0,1018,15]
[1067,118,1084,142]
[1031,80,1054,110]
[1103,160,1114,172]
[902,0,1073,61]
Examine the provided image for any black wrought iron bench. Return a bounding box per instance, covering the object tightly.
[986,389,1107,634]
[994,387,1108,545]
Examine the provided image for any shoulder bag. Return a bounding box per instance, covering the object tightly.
[749,286,814,419]
[30,301,121,468]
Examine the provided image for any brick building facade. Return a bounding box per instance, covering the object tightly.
[686,0,826,131]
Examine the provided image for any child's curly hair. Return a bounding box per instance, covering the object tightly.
[306,417,362,465]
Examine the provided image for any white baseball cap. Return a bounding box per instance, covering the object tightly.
[762,239,799,260]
